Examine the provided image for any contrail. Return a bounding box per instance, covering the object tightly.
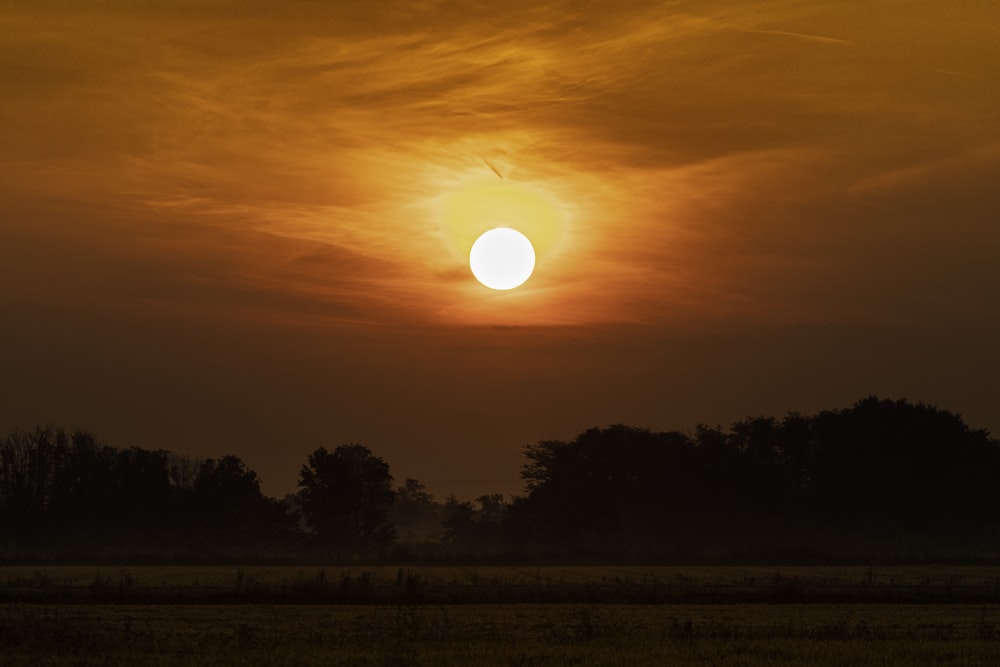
[747,29,852,46]
[481,156,504,181]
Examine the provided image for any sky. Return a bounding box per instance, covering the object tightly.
[2,0,999,501]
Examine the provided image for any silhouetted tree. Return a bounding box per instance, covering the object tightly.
[519,425,705,547]
[0,427,298,557]
[389,478,443,543]
[0,426,63,544]
[297,444,395,548]
[186,455,289,546]
[3,395,998,563]
[111,446,173,538]
[168,453,203,492]
[806,397,1000,537]
[0,427,176,551]
[441,494,476,544]
[440,493,510,547]
[724,413,815,522]
[513,400,1000,557]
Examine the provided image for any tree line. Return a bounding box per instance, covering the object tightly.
[2,396,999,562]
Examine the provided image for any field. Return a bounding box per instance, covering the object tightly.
[1,565,999,665]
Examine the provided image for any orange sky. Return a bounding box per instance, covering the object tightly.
[2,1,999,500]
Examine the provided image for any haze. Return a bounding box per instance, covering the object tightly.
[2,1,998,500]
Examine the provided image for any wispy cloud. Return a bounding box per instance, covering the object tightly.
[2,0,999,333]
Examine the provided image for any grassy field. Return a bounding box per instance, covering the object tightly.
[3,601,999,665]
[2,564,1000,604]
[1,566,999,665]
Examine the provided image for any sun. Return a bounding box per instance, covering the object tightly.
[469,228,536,290]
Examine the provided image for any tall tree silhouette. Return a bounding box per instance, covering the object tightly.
[187,455,289,546]
[0,427,173,549]
[297,444,395,548]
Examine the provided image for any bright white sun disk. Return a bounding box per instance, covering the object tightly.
[469,228,535,290]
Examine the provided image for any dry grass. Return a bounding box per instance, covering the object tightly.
[1,601,999,666]
[1,566,999,665]
[1,564,999,604]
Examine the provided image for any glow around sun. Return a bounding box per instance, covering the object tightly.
[469,227,536,290]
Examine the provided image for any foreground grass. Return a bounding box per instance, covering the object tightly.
[2,567,999,665]
[1,602,999,666]
[2,564,1000,604]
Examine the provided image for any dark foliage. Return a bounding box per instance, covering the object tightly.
[388,478,443,543]
[512,397,1000,558]
[297,444,396,549]
[1,397,998,562]
[181,455,293,547]
[0,428,289,558]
